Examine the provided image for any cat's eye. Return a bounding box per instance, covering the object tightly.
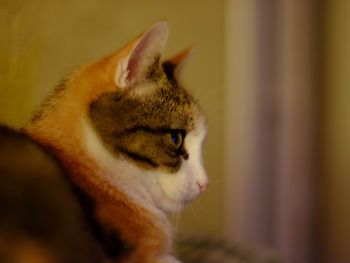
[169,131,183,148]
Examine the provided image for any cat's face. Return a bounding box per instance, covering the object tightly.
[86,22,207,213]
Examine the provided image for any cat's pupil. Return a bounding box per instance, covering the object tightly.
[170,131,182,148]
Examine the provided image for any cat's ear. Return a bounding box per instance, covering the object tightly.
[114,21,169,88]
[162,46,195,82]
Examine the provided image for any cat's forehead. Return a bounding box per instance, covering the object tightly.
[89,81,201,137]
[124,78,201,130]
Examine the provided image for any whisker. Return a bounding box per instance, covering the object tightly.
[187,203,200,223]
[174,211,182,234]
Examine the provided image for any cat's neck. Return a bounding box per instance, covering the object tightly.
[24,73,173,260]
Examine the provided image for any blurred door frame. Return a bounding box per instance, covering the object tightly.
[224,1,319,263]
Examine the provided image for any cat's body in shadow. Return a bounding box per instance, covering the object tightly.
[0,126,106,263]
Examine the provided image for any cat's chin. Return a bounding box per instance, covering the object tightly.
[157,199,186,214]
[155,192,197,214]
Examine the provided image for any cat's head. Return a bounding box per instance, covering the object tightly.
[86,21,208,213]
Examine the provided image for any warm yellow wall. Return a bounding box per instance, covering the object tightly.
[321,0,350,262]
[0,0,225,236]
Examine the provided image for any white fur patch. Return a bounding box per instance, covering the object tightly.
[82,116,207,215]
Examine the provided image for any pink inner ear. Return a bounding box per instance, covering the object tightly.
[125,22,168,85]
[126,33,154,84]
[126,43,144,84]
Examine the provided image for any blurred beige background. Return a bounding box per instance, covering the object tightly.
[0,0,225,237]
[1,1,350,263]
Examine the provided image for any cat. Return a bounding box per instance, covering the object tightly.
[22,21,208,263]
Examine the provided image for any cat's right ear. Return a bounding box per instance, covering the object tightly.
[114,21,169,89]
[162,46,195,82]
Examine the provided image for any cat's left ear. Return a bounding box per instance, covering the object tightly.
[115,21,169,88]
[162,46,196,82]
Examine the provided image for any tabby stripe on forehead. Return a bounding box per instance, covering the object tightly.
[118,147,159,168]
[124,125,171,134]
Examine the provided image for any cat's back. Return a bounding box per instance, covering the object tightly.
[0,126,104,263]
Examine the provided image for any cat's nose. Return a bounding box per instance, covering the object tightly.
[197,181,208,193]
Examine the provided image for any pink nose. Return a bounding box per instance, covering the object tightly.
[197,182,208,193]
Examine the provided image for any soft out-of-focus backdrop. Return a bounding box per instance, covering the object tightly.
[0,0,225,243]
[0,1,349,263]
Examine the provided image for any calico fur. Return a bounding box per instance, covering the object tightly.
[24,21,207,263]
